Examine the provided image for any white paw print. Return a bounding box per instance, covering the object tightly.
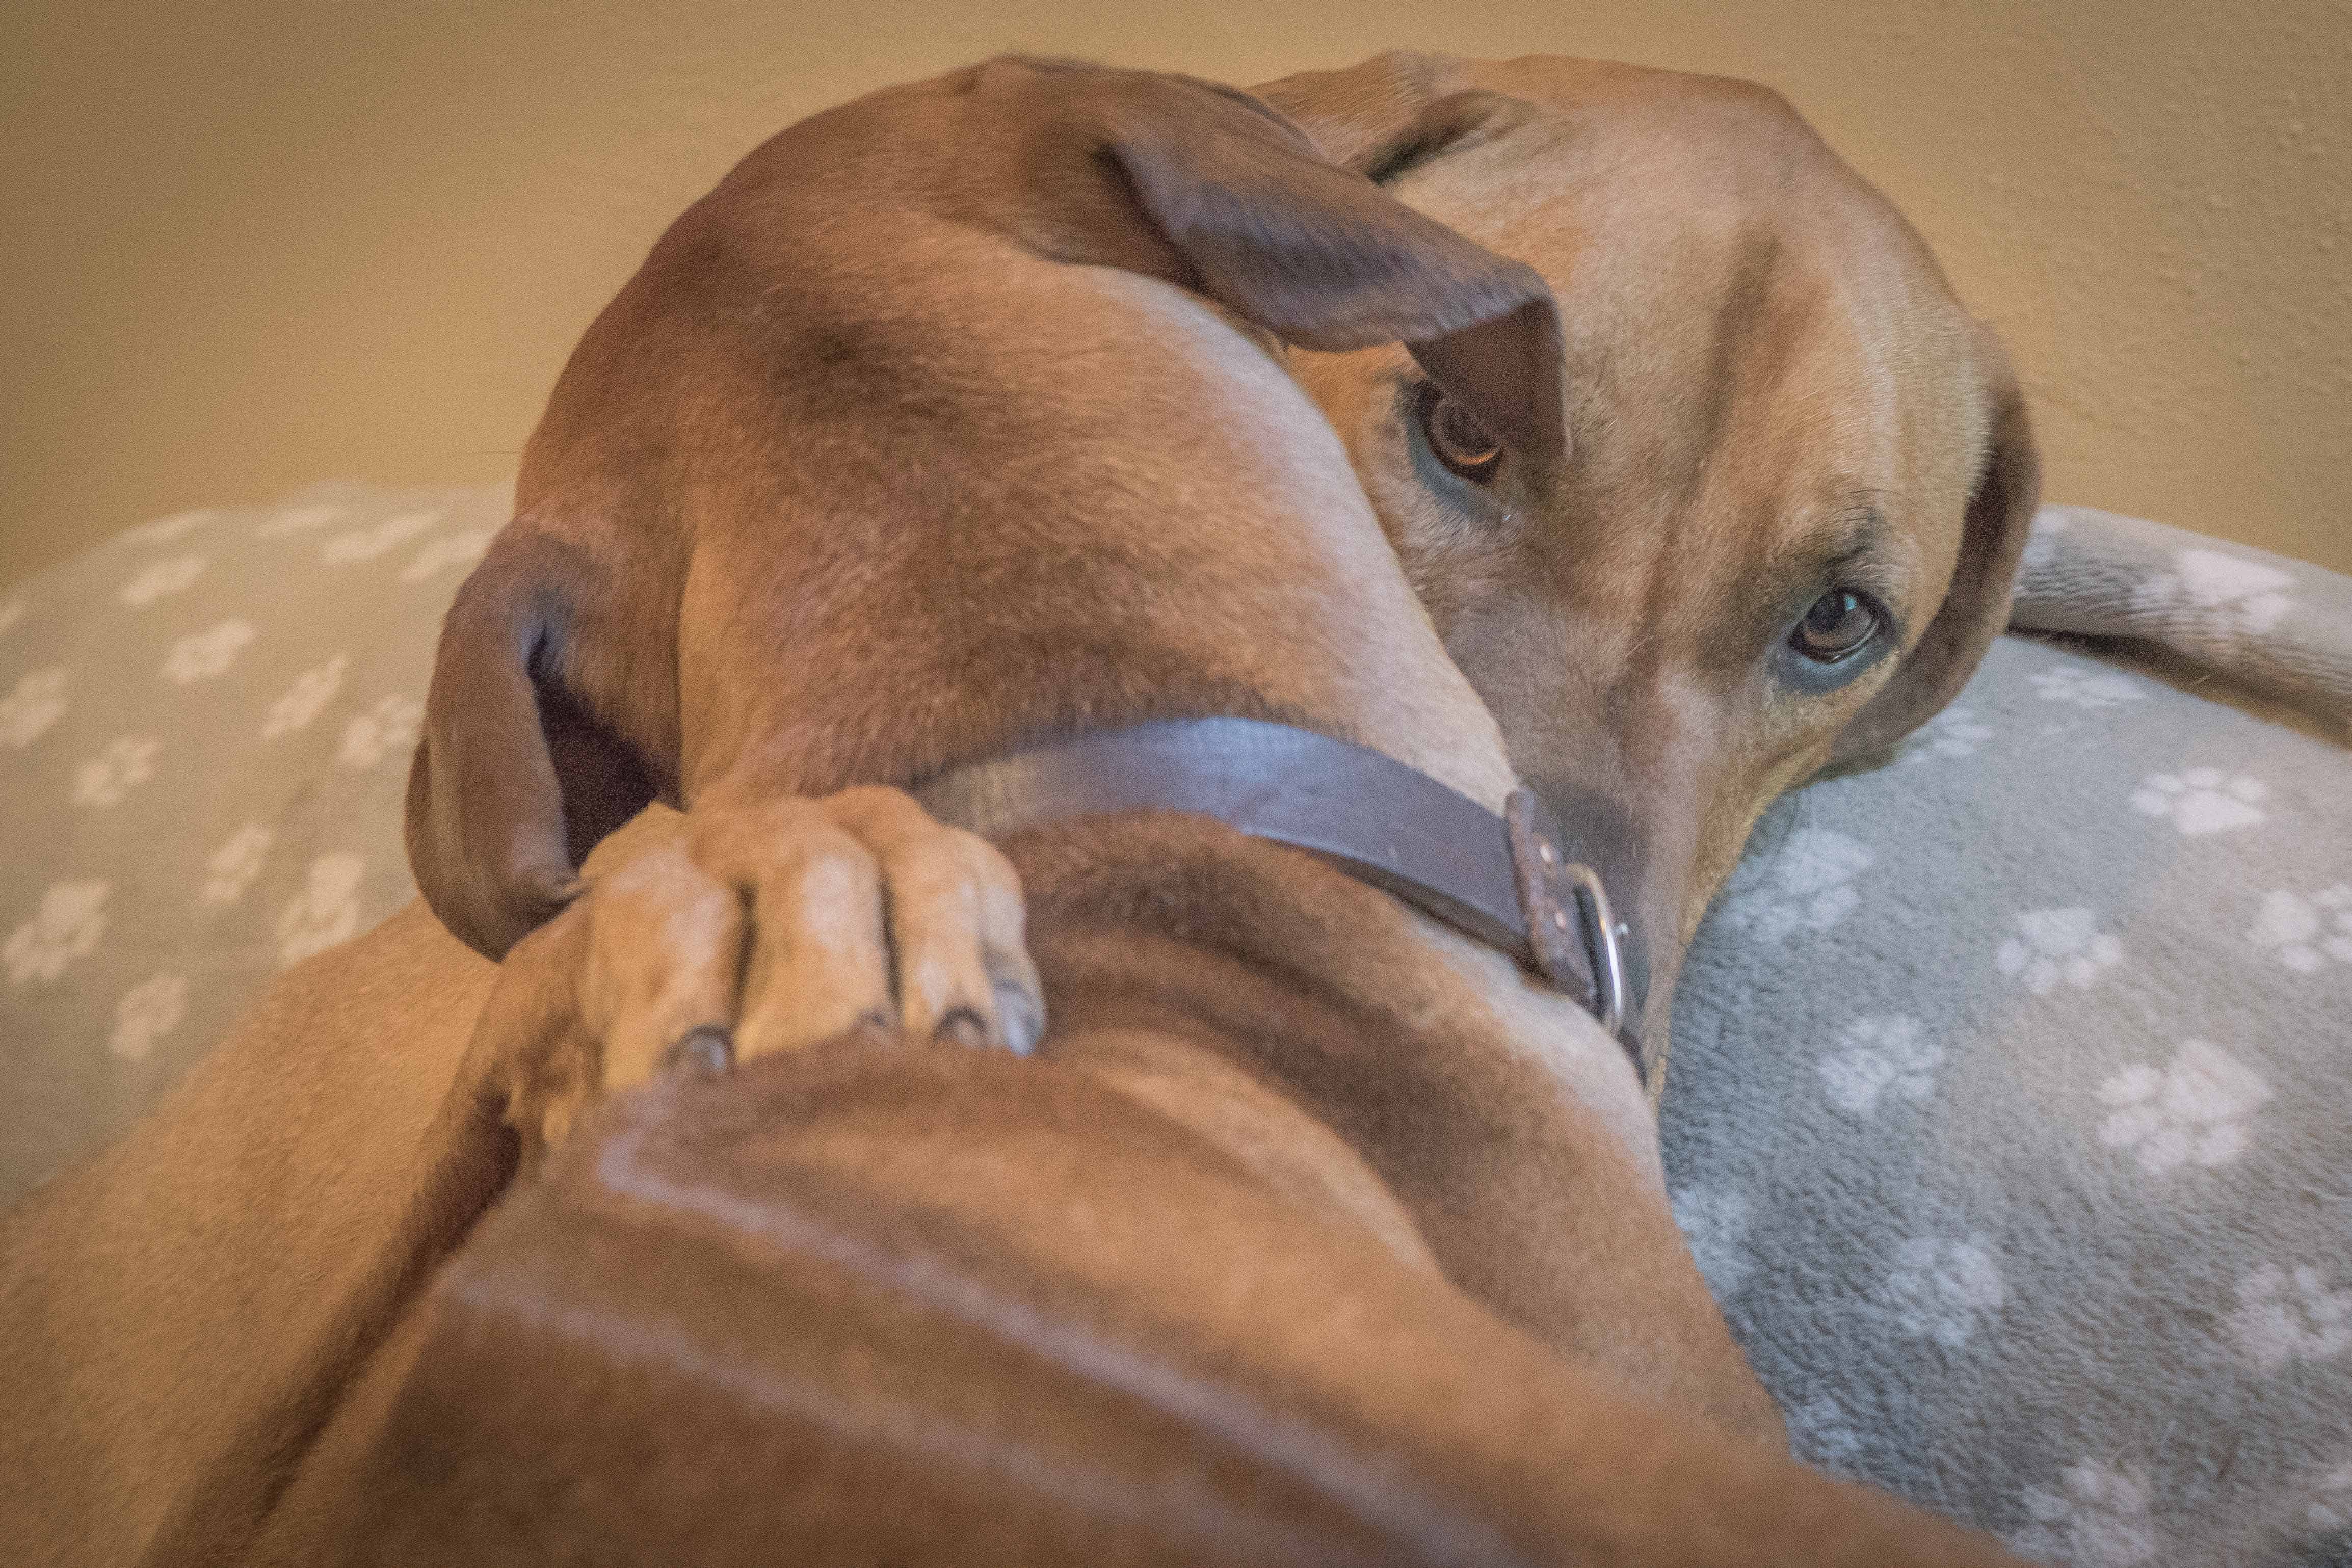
[277,852,367,966]
[252,502,346,538]
[1818,1015,1941,1117]
[1899,705,1993,764]
[400,528,493,582]
[2130,768,2268,835]
[2096,1040,2271,1174]
[2249,884,2352,973]
[3,879,111,986]
[1670,1186,1754,1296]
[120,508,216,546]
[2305,1459,2352,1532]
[321,509,440,564]
[2010,1459,2158,1567]
[260,654,349,740]
[1880,1235,2006,1349]
[71,735,160,808]
[0,666,69,749]
[338,693,425,770]
[1784,1394,1871,1477]
[161,619,257,684]
[1713,828,1874,943]
[1995,907,2123,995]
[201,823,275,907]
[2028,665,2146,710]
[2131,547,2296,636]
[118,553,207,607]
[111,972,189,1061]
[2229,1263,2352,1371]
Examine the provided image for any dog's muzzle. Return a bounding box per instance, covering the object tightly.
[915,717,1650,1081]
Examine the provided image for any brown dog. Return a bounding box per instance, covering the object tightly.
[0,56,2031,1566]
[1259,53,2038,1059]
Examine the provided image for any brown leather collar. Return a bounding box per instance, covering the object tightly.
[915,718,1648,1079]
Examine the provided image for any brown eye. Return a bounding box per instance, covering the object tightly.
[1415,384,1504,484]
[1790,589,1883,663]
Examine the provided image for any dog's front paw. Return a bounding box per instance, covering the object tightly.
[474,789,1041,1156]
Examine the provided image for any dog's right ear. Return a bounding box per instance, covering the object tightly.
[1252,51,1513,180]
[1088,69,1564,464]
[406,527,656,960]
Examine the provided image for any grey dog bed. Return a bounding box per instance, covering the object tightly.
[2,486,2346,1565]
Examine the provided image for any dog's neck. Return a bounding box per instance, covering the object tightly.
[1012,813,1662,1206]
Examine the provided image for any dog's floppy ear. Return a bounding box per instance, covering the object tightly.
[1833,330,2041,761]
[406,527,656,959]
[1091,70,1564,463]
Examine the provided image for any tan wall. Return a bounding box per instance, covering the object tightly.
[4,0,2347,589]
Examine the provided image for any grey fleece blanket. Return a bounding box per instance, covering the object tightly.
[1668,504,2352,1567]
[2,489,2347,1564]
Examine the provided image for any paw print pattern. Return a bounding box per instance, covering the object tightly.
[1670,1186,1755,1296]
[2028,665,2146,709]
[2130,768,2268,835]
[400,529,493,582]
[4,880,110,986]
[0,667,69,749]
[1899,705,1993,764]
[337,694,424,770]
[2249,885,2352,973]
[200,824,275,908]
[110,973,189,1061]
[1995,907,2123,995]
[1712,828,1874,943]
[321,510,440,565]
[2131,546,2296,635]
[1818,1015,1942,1117]
[2097,1041,2272,1174]
[71,736,160,809]
[1880,1235,2006,1349]
[118,553,206,607]
[2010,1460,2158,1568]
[2230,1264,2352,1371]
[260,654,348,740]
[1784,1394,1872,1477]
[161,619,256,684]
[276,852,367,966]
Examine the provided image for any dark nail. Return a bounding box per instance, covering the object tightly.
[934,1008,988,1051]
[662,1026,733,1078]
[993,978,1044,1057]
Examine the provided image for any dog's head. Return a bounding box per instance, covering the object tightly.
[407,59,1566,960]
[1261,53,2040,1029]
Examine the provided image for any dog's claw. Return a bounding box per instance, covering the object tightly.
[993,973,1044,1057]
[663,1026,734,1079]
[935,1008,988,1050]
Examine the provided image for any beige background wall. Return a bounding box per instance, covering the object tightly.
[4,0,2347,589]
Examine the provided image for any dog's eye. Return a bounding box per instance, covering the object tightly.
[1414,385,1503,484]
[1789,590,1883,663]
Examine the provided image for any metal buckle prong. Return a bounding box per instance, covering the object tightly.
[1561,863,1626,1045]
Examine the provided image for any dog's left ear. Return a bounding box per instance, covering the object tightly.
[1833,329,2041,761]
[1083,70,1563,463]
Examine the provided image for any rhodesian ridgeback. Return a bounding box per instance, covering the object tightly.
[0,55,2034,1565]
[1258,52,2037,1061]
